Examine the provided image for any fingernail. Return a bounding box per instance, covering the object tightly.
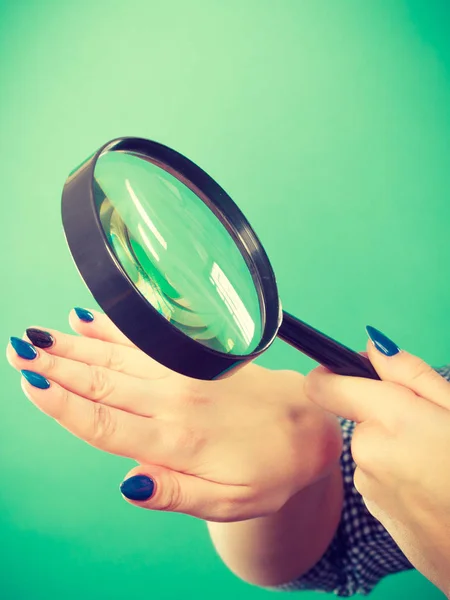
[10,337,37,360]
[26,328,54,349]
[120,475,155,501]
[366,326,400,357]
[21,370,50,390]
[74,307,94,323]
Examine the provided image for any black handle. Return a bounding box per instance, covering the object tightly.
[278,311,379,380]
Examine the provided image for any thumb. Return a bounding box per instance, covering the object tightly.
[366,326,450,409]
[119,465,255,522]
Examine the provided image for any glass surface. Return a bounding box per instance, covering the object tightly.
[93,150,263,355]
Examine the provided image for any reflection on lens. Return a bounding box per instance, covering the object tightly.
[93,150,263,355]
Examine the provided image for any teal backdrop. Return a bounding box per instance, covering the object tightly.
[1,1,449,598]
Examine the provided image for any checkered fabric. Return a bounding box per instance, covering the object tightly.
[273,365,450,596]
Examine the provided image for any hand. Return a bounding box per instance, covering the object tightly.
[304,326,450,597]
[7,309,342,523]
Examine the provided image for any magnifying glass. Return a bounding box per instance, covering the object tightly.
[62,137,378,381]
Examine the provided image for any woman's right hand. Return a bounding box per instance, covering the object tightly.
[7,309,343,522]
[304,330,450,596]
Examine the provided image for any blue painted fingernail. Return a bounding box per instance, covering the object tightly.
[21,370,50,389]
[120,475,155,501]
[74,307,94,323]
[10,337,37,360]
[366,326,400,356]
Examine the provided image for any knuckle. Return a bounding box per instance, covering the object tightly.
[49,385,70,421]
[89,365,113,400]
[105,344,125,372]
[351,424,373,470]
[44,351,57,374]
[158,472,183,512]
[382,384,416,432]
[304,367,328,401]
[362,497,379,519]
[62,335,75,355]
[353,467,367,496]
[89,403,116,444]
[178,381,211,408]
[303,371,318,399]
[214,488,255,521]
[409,361,435,385]
[170,425,206,456]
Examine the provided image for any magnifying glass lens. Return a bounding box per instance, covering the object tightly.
[93,150,263,355]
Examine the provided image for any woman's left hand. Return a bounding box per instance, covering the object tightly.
[304,327,450,598]
[6,309,342,525]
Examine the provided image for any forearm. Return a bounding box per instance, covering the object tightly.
[206,463,343,587]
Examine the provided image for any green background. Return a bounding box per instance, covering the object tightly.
[1,1,449,598]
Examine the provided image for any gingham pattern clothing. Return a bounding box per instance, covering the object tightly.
[275,365,450,596]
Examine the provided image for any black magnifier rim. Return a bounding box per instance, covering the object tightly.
[62,137,282,380]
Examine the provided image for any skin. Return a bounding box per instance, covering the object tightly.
[8,310,450,594]
[6,309,343,587]
[304,341,450,597]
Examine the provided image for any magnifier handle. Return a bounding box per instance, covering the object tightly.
[278,311,380,380]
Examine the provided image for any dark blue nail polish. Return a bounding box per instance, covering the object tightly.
[366,326,400,356]
[10,337,37,360]
[120,475,155,501]
[21,370,50,389]
[26,328,54,349]
[74,307,94,323]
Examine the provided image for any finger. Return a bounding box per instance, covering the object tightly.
[352,467,383,513]
[19,373,164,463]
[69,308,136,347]
[353,468,389,526]
[304,365,416,424]
[353,466,373,500]
[366,325,450,409]
[119,464,256,522]
[20,372,197,470]
[8,342,170,417]
[23,327,168,380]
[351,421,393,477]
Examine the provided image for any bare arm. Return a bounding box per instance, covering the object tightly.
[207,453,343,587]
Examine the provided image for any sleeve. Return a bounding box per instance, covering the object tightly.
[272,365,450,597]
